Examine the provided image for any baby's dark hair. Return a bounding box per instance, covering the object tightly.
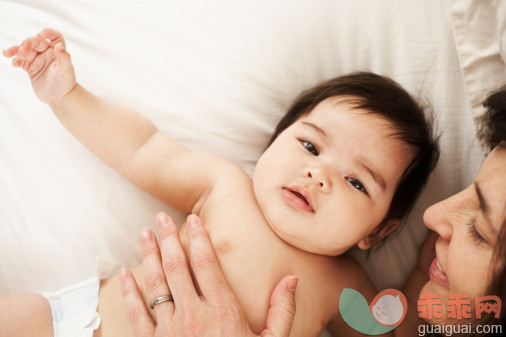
[269,72,440,246]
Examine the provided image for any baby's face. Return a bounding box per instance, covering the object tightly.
[253,96,413,255]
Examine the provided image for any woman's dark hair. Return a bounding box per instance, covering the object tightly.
[269,72,440,246]
[479,85,506,151]
[479,85,506,333]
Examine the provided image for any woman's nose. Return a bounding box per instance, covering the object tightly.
[423,189,468,241]
[304,167,332,192]
[423,202,449,239]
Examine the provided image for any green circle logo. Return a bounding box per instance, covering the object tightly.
[339,288,408,335]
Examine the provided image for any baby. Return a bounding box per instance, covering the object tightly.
[2,29,439,337]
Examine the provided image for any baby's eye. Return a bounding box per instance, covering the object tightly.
[346,177,368,195]
[300,140,319,156]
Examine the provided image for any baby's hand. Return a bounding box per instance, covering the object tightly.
[3,29,76,106]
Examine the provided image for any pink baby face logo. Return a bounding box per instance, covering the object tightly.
[369,289,408,327]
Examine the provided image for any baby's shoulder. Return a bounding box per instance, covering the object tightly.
[209,158,252,193]
[193,158,253,214]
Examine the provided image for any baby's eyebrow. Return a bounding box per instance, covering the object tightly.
[301,121,328,141]
[360,161,386,192]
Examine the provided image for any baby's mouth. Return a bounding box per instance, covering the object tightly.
[292,191,309,205]
[282,187,315,213]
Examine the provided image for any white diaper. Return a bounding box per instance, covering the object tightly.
[43,277,101,337]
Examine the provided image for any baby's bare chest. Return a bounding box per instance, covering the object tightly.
[179,191,342,336]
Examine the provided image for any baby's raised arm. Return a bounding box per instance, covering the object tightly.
[3,29,235,213]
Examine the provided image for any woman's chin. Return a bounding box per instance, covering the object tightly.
[420,279,449,299]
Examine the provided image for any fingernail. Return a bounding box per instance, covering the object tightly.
[141,229,152,242]
[157,212,170,227]
[119,268,130,295]
[188,214,200,228]
[119,268,127,284]
[287,275,299,292]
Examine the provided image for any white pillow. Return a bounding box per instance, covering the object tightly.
[450,0,506,118]
[0,1,502,302]
[494,0,506,72]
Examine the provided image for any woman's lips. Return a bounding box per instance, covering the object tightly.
[282,187,315,213]
[429,258,449,288]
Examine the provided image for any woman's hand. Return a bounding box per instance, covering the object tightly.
[120,213,298,337]
[3,29,76,106]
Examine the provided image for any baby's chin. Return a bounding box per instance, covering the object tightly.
[265,219,304,249]
[267,219,348,256]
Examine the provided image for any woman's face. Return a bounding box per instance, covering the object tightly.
[421,145,506,322]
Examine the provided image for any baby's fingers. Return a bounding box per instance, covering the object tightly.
[18,37,36,57]
[38,28,66,48]
[18,36,51,57]
[2,45,20,58]
[11,57,22,68]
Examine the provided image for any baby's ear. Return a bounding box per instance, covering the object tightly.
[357,218,401,250]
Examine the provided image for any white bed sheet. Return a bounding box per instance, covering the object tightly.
[0,1,504,324]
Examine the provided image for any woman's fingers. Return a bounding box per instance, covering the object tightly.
[157,213,198,306]
[186,214,236,306]
[262,275,298,337]
[119,268,157,337]
[140,225,174,318]
[123,213,298,337]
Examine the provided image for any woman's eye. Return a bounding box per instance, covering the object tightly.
[346,177,368,194]
[467,220,487,245]
[301,140,319,156]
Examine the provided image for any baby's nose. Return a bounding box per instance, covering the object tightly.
[305,167,332,192]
